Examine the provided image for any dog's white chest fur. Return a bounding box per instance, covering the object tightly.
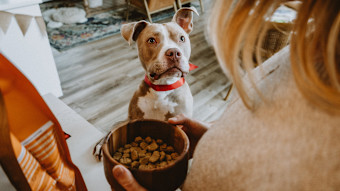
[137,89,178,121]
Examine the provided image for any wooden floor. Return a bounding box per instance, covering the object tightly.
[52,1,230,133]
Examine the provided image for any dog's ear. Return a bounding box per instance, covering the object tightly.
[172,7,199,34]
[121,21,149,45]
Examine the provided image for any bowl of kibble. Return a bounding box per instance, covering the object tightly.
[102,119,189,191]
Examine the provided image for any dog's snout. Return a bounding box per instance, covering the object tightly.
[165,48,181,61]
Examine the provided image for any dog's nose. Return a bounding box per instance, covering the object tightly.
[165,48,181,61]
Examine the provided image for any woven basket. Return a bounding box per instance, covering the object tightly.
[260,21,293,61]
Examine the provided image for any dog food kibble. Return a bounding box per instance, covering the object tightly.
[131,149,138,161]
[140,156,149,165]
[118,147,124,153]
[160,151,166,161]
[149,151,160,163]
[113,152,122,161]
[171,152,179,160]
[160,143,167,151]
[159,161,168,168]
[166,146,175,153]
[156,139,163,145]
[113,136,179,170]
[124,144,132,149]
[131,142,139,147]
[122,153,130,158]
[123,149,130,154]
[135,136,143,143]
[138,150,146,158]
[145,136,152,143]
[140,142,148,150]
[131,161,140,169]
[146,152,152,157]
[139,164,148,170]
[120,157,132,165]
[147,142,158,152]
[166,154,172,161]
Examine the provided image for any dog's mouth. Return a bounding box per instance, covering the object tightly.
[150,67,187,80]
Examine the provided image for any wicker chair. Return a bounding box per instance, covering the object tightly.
[176,0,204,13]
[126,0,177,23]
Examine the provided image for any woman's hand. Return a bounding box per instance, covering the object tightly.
[112,165,147,191]
[168,114,210,158]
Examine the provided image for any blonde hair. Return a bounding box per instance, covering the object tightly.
[210,0,340,114]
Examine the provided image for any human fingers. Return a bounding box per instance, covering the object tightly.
[112,165,147,191]
[168,114,189,125]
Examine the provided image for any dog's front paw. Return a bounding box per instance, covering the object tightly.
[93,137,105,161]
[93,131,113,161]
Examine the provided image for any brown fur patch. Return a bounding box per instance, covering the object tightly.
[128,80,149,120]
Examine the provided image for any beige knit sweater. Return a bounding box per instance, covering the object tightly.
[182,47,340,190]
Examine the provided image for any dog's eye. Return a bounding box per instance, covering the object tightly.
[147,37,156,44]
[180,36,185,42]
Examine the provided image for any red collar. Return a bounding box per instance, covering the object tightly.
[144,63,198,91]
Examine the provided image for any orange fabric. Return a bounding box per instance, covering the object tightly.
[5,87,49,141]
[22,121,76,190]
[0,54,86,190]
[10,133,58,190]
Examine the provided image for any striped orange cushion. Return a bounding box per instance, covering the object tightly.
[11,133,58,190]
[11,121,76,190]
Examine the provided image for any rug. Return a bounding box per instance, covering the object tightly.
[40,2,197,51]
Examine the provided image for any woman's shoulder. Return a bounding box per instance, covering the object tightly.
[225,45,338,124]
[226,46,291,107]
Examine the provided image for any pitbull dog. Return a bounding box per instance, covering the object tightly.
[93,7,198,159]
[123,7,198,121]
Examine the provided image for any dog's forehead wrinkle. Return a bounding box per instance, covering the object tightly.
[148,23,165,31]
[147,30,163,38]
[159,25,168,37]
[153,32,161,37]
[140,25,162,38]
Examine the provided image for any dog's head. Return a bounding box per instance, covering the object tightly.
[121,7,199,84]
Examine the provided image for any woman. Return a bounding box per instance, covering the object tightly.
[112,0,340,190]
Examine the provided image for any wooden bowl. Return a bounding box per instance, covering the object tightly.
[102,119,189,191]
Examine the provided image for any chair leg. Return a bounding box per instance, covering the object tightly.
[224,83,233,101]
[126,0,130,21]
[173,1,178,12]
[143,0,152,23]
[199,0,204,13]
[177,0,182,9]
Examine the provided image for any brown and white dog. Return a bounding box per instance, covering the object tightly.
[123,7,198,121]
[94,7,198,159]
